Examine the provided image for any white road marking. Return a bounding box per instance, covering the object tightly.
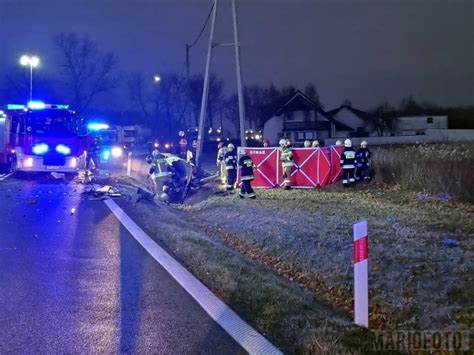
[104,198,282,355]
[0,173,13,182]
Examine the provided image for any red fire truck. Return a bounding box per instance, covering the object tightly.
[0,102,87,175]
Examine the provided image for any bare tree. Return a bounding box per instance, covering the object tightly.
[54,32,119,113]
[368,102,398,136]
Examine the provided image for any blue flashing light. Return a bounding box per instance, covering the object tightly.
[88,122,110,131]
[32,143,49,155]
[7,104,26,110]
[27,101,46,110]
[56,144,71,155]
[101,149,111,161]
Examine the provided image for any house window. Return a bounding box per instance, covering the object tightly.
[295,132,315,141]
[427,117,433,124]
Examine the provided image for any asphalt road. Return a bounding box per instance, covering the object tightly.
[0,174,243,354]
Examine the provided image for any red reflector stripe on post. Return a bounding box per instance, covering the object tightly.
[354,236,368,263]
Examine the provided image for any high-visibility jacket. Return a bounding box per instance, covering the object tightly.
[217,147,227,165]
[280,147,294,167]
[355,148,371,168]
[224,150,237,170]
[149,153,171,178]
[238,154,254,180]
[340,147,357,169]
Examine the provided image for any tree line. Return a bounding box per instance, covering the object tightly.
[1,32,472,138]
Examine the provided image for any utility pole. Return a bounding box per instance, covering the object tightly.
[195,0,247,166]
[232,0,246,148]
[196,0,218,166]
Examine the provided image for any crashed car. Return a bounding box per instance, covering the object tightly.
[145,152,209,203]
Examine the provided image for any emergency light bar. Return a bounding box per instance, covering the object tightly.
[27,101,46,110]
[87,123,110,131]
[6,103,69,110]
[6,104,26,110]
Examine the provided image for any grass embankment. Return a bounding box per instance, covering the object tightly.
[118,185,473,353]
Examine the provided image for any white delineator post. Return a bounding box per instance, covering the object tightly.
[354,220,369,327]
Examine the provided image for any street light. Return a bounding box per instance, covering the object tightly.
[19,55,40,101]
[153,75,161,83]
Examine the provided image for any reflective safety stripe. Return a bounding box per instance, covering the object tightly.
[342,179,348,183]
[241,175,254,181]
[226,166,235,170]
[282,162,294,167]
[349,178,355,182]
[284,179,291,183]
[343,164,355,169]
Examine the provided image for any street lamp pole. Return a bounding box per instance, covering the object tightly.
[19,55,40,101]
[29,65,33,101]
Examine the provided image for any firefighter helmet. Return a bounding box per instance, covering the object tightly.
[227,143,235,150]
[238,147,246,156]
[335,140,342,145]
[312,140,320,147]
[361,140,368,148]
[303,140,311,148]
[344,139,352,148]
[178,130,185,137]
[279,139,287,147]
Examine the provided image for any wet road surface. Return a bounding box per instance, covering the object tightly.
[0,174,243,353]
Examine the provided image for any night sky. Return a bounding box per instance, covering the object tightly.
[0,0,472,111]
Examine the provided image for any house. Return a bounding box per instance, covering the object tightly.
[395,115,448,135]
[326,105,371,136]
[263,91,354,145]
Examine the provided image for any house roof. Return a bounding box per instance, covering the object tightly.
[327,105,368,120]
[272,90,354,131]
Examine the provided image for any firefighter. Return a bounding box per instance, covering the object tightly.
[263,138,270,147]
[280,138,294,190]
[216,141,227,185]
[178,130,187,159]
[335,140,343,145]
[191,138,197,156]
[148,150,171,196]
[224,143,237,191]
[238,147,256,199]
[311,140,320,148]
[86,135,101,175]
[355,140,372,182]
[340,139,356,187]
[303,140,311,148]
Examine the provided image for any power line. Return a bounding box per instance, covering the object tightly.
[188,2,215,50]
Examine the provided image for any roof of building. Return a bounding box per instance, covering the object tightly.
[272,90,354,131]
[327,105,368,120]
